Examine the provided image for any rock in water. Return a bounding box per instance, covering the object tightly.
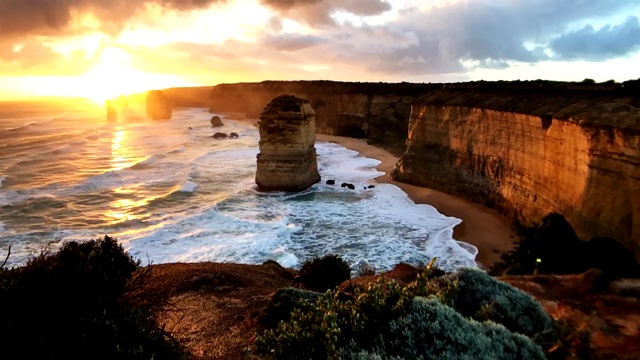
[255,95,321,191]
[105,100,117,119]
[212,132,227,139]
[145,90,172,120]
[210,115,224,127]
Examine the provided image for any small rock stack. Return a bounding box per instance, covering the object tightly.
[255,95,320,191]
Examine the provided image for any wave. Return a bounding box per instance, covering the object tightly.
[178,179,198,193]
[128,155,161,170]
[2,121,39,132]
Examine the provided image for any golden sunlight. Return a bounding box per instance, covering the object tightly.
[79,47,188,104]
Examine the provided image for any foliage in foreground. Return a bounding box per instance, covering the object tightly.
[255,261,560,360]
[293,254,352,292]
[0,236,188,360]
[491,213,639,278]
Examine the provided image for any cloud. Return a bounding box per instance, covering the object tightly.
[261,33,327,51]
[260,0,392,24]
[0,0,228,38]
[1,0,640,82]
[550,16,640,60]
[318,0,640,74]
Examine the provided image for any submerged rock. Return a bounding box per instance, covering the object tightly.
[212,132,227,139]
[255,95,320,191]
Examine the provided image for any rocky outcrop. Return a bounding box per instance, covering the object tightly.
[146,90,172,120]
[392,87,640,256]
[255,95,320,191]
[105,100,117,119]
[210,115,223,127]
[210,81,442,151]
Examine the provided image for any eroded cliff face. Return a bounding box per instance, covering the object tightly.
[255,95,320,191]
[209,81,441,151]
[392,90,640,255]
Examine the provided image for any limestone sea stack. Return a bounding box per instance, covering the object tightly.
[105,100,117,119]
[145,90,172,120]
[255,95,320,191]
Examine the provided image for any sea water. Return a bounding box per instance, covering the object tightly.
[0,101,478,271]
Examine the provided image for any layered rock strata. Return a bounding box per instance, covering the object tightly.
[145,90,172,120]
[392,88,640,256]
[209,81,442,151]
[255,95,320,191]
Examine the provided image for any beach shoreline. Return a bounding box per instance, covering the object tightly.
[316,134,516,268]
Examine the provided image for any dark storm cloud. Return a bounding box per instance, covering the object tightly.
[260,0,391,24]
[0,0,227,38]
[550,16,640,59]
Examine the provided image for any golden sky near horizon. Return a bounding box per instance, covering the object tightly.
[0,0,639,102]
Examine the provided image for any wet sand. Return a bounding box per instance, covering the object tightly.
[316,134,517,268]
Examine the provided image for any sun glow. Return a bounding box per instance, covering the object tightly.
[79,47,189,104]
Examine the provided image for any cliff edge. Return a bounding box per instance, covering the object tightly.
[392,85,640,256]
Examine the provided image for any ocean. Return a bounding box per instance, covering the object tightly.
[0,100,478,272]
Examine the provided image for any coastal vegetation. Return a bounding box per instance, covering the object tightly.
[0,241,609,360]
[0,236,188,360]
[491,213,640,279]
[255,258,589,360]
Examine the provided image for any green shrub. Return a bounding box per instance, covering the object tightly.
[0,236,188,360]
[384,297,545,360]
[255,262,546,360]
[262,287,323,327]
[448,268,552,338]
[294,254,352,292]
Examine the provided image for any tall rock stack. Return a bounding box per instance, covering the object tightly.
[255,95,321,191]
[145,90,172,120]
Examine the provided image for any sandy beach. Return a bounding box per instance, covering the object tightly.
[316,134,517,268]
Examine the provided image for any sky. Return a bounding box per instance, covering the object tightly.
[0,0,639,101]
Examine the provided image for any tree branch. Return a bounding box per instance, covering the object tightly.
[0,246,10,269]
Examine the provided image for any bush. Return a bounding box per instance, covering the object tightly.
[491,213,639,278]
[255,262,547,360]
[448,268,552,338]
[0,236,188,360]
[262,287,323,327]
[294,254,352,292]
[383,297,545,360]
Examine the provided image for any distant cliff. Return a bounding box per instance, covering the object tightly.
[202,79,640,255]
[209,81,442,152]
[392,84,640,255]
[163,86,213,108]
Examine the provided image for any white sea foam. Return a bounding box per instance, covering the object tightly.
[178,180,198,193]
[0,107,478,272]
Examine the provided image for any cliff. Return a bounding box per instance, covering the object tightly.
[391,86,640,255]
[209,81,442,151]
[255,95,320,191]
[163,86,212,108]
